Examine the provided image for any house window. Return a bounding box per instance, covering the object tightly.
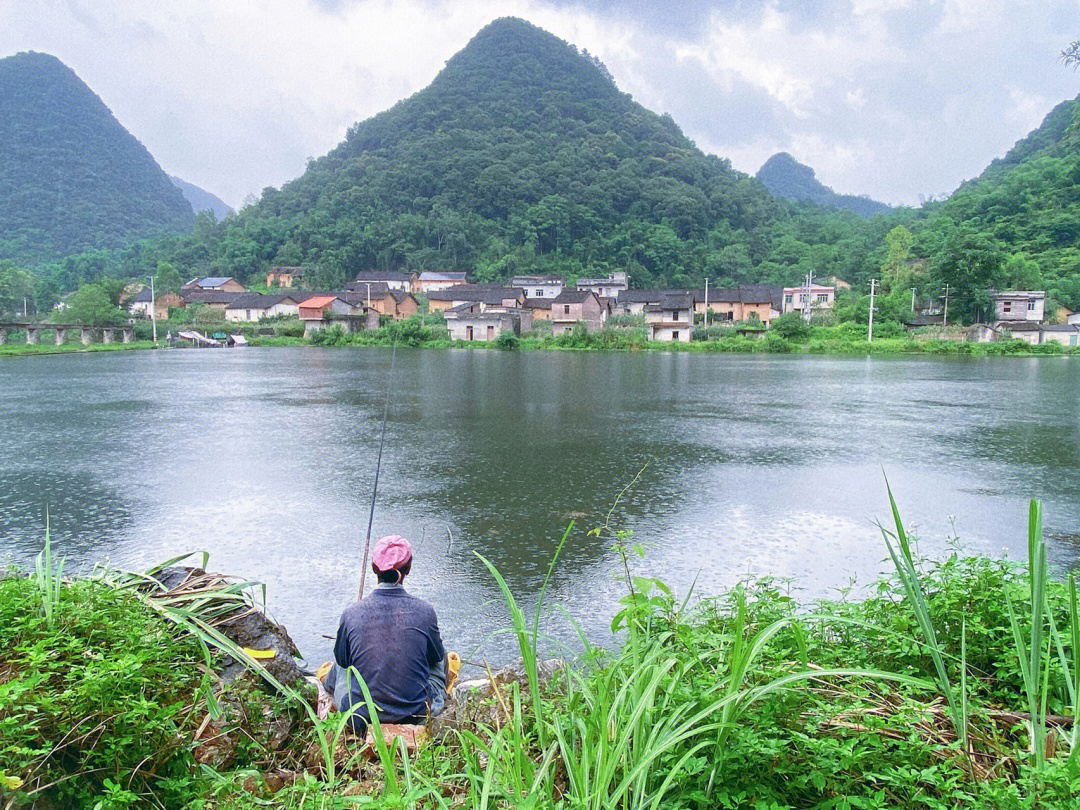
[564,305,571,315]
[1028,300,1036,311]
[1003,302,1011,313]
[245,310,252,319]
[817,294,828,303]
[536,289,543,297]
[785,294,793,305]
[672,330,680,342]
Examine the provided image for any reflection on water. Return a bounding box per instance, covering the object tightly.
[3,348,1080,665]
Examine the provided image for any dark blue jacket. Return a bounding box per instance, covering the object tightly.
[332,585,446,725]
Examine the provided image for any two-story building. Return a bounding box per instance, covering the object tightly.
[344,282,419,320]
[576,271,628,299]
[510,274,565,300]
[550,290,605,335]
[644,293,693,342]
[782,285,835,317]
[696,284,781,326]
[993,290,1045,323]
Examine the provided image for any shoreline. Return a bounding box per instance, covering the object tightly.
[3,332,1076,358]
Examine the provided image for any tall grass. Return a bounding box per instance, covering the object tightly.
[881,488,1080,778]
[33,513,64,623]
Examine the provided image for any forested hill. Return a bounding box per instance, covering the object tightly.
[196,17,789,289]
[170,176,233,220]
[0,52,194,264]
[914,95,1080,307]
[756,153,891,217]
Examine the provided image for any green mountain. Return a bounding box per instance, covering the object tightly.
[756,152,891,217]
[0,51,194,264]
[169,176,233,220]
[162,17,786,290]
[913,95,1080,309]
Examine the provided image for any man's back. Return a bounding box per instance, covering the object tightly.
[332,585,445,724]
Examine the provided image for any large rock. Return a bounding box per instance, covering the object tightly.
[152,567,306,686]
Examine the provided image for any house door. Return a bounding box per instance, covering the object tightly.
[672,330,680,342]
[487,325,495,340]
[466,326,473,341]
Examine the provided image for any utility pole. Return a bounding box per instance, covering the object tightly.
[868,278,878,343]
[802,270,814,323]
[23,297,28,317]
[149,275,157,343]
[942,283,950,327]
[910,287,917,312]
[704,277,709,328]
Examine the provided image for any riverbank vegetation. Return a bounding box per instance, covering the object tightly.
[3,495,1079,808]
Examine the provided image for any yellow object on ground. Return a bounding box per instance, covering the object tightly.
[447,651,461,693]
[316,660,334,682]
[1,772,23,791]
[242,647,276,660]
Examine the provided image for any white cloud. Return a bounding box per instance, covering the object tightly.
[1,0,1077,209]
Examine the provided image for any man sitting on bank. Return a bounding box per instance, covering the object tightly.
[329,535,448,731]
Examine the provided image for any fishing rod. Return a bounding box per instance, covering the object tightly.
[357,340,398,601]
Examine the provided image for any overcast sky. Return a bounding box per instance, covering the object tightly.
[2,1,1077,208]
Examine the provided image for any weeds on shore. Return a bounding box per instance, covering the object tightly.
[4,493,1080,808]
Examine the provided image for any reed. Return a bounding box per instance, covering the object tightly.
[32,513,64,623]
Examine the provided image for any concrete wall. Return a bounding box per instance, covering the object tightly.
[996,295,1045,322]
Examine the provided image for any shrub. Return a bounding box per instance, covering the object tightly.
[493,331,520,350]
[0,578,204,808]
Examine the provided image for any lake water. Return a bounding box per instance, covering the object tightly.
[3,347,1080,668]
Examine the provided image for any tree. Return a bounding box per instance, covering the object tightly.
[64,283,127,326]
[931,231,1004,324]
[880,225,913,284]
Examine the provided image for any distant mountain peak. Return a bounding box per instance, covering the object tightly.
[169,176,233,220]
[756,152,891,217]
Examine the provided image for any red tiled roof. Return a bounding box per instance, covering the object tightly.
[298,295,340,309]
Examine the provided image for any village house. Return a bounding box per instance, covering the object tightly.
[576,271,628,299]
[615,289,681,316]
[644,293,693,342]
[343,282,419,320]
[180,290,243,312]
[297,295,370,337]
[782,284,836,317]
[413,271,468,293]
[510,274,565,299]
[182,276,247,293]
[443,301,532,341]
[127,288,185,320]
[351,270,413,293]
[426,285,526,313]
[694,284,781,326]
[1000,322,1080,347]
[550,289,605,334]
[993,290,1045,323]
[266,266,304,288]
[224,292,305,322]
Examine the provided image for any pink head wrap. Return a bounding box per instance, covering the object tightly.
[371,534,412,573]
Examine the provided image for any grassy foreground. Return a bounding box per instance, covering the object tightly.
[2,499,1080,809]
